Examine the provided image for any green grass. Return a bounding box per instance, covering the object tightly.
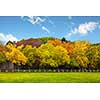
[0,72,100,83]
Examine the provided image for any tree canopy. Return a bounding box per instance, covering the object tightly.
[1,37,100,69]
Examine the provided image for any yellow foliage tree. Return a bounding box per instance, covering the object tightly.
[38,43,70,68]
[5,44,27,65]
[70,40,91,68]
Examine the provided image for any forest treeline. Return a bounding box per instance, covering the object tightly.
[0,37,100,70]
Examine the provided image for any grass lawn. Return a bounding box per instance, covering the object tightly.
[0,72,100,83]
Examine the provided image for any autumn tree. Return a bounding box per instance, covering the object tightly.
[0,44,7,64]
[70,40,91,69]
[62,42,74,55]
[38,43,70,68]
[54,45,70,68]
[5,44,27,65]
[86,45,100,69]
[48,39,62,46]
[48,39,74,55]
[22,45,39,67]
[96,45,100,69]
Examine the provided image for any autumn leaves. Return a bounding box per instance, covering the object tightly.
[0,38,100,69]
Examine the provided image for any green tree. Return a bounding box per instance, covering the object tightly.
[61,37,66,42]
[39,37,56,43]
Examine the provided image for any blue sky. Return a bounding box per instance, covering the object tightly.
[0,16,100,43]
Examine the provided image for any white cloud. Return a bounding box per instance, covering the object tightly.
[0,33,18,43]
[77,22,98,35]
[66,21,99,37]
[42,26,50,33]
[21,16,55,33]
[21,16,46,25]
